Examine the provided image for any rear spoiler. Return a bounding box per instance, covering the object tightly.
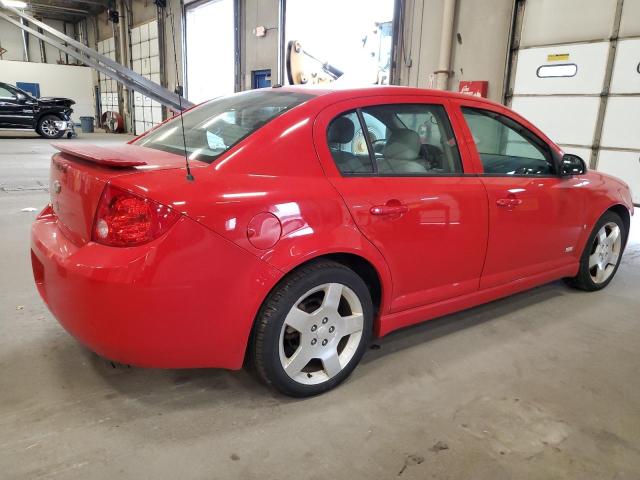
[52,143,148,167]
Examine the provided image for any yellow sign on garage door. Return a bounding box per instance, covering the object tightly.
[547,53,570,62]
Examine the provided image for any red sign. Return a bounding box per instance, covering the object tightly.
[458,81,488,98]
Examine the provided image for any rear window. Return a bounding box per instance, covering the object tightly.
[135,90,313,163]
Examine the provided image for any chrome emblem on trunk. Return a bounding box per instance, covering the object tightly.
[53,180,62,194]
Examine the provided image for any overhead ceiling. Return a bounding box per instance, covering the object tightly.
[13,0,109,23]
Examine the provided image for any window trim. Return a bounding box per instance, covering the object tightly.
[461,106,558,178]
[328,103,466,178]
[536,63,578,78]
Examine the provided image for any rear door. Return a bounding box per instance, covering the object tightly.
[314,95,489,314]
[450,98,586,289]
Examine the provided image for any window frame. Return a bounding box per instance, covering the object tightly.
[460,106,559,178]
[327,102,466,178]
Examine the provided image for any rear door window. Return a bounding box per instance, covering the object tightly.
[327,103,463,176]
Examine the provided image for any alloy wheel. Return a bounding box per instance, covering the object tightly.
[41,119,60,137]
[589,221,622,284]
[278,282,364,385]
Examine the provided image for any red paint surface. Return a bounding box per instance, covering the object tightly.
[32,86,634,369]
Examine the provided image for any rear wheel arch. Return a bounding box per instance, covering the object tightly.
[314,253,383,317]
[247,252,386,351]
[278,253,384,320]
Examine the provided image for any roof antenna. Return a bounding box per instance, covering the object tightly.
[163,0,194,181]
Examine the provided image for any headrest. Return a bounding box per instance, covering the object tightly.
[383,129,421,160]
[328,116,355,144]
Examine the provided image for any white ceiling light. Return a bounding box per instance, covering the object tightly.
[1,0,28,8]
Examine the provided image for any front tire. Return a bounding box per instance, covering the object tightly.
[565,211,626,291]
[250,260,373,397]
[36,115,65,139]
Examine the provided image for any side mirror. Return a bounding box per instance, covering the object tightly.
[16,93,27,101]
[560,153,586,176]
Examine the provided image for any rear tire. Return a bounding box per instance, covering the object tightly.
[250,260,373,397]
[36,115,65,139]
[564,211,626,291]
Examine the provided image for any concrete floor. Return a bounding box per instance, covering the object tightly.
[1,131,639,479]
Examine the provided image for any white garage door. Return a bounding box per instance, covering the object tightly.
[509,0,640,204]
[131,20,163,136]
[97,23,164,136]
[97,37,119,117]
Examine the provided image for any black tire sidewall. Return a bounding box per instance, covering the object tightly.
[255,262,373,397]
[576,211,626,291]
[37,115,65,139]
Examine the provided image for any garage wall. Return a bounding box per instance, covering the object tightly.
[0,59,94,118]
[0,17,78,64]
[396,0,514,102]
[242,0,279,89]
[130,20,163,135]
[85,0,184,132]
[96,37,118,118]
[508,0,640,204]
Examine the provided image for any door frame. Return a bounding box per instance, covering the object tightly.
[183,0,241,99]
[281,0,400,86]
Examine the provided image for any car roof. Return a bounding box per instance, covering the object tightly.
[273,84,503,109]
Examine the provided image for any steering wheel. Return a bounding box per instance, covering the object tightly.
[370,139,386,155]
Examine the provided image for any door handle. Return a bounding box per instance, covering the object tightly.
[370,204,409,216]
[496,198,523,208]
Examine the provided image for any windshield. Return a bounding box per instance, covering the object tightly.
[135,90,313,163]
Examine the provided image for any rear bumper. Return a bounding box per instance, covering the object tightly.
[31,210,282,369]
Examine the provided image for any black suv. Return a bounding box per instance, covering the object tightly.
[0,82,76,139]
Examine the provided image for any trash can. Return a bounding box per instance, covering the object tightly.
[80,116,94,133]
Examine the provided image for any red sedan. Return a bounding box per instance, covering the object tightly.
[31,86,633,396]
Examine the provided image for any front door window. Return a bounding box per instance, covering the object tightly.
[462,107,555,176]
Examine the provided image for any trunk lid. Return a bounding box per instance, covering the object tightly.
[49,143,203,245]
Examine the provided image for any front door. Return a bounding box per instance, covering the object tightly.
[314,96,489,313]
[452,100,587,289]
[0,84,36,128]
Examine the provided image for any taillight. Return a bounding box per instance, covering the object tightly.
[37,203,54,219]
[92,184,180,247]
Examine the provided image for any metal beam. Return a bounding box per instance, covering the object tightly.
[0,5,193,112]
[29,3,90,13]
[20,17,29,62]
[59,0,109,7]
[0,9,192,112]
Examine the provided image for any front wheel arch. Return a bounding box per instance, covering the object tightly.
[608,204,631,247]
[36,113,66,139]
[34,112,63,128]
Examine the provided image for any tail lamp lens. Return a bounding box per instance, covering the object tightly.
[92,184,180,247]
